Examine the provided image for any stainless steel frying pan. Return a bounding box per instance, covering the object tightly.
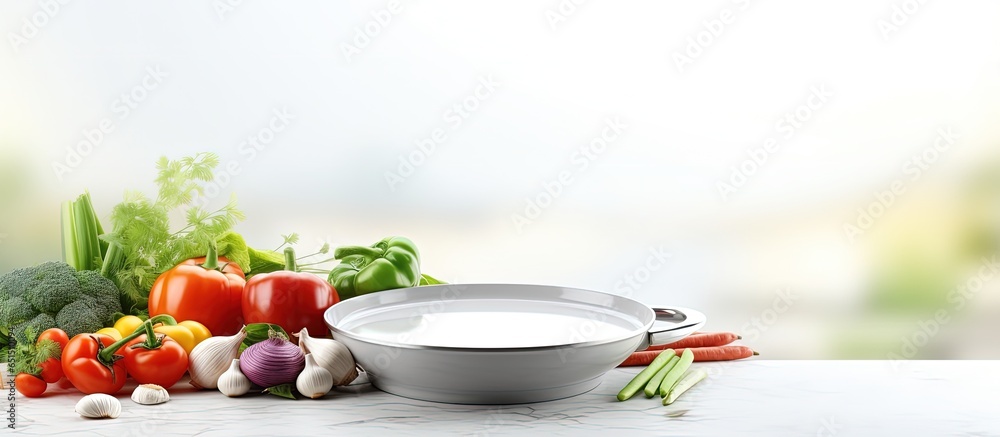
[324,283,705,404]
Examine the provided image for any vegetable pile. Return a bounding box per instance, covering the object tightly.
[5,153,446,406]
[188,325,357,400]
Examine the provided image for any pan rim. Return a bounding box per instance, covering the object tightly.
[325,283,656,352]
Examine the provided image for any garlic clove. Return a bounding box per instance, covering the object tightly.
[75,394,122,419]
[131,384,170,405]
[218,358,251,397]
[296,353,334,399]
[296,327,359,386]
[189,326,248,389]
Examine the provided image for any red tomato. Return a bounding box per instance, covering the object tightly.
[243,270,338,339]
[148,254,247,336]
[37,358,64,383]
[15,373,46,398]
[121,334,189,388]
[62,334,128,395]
[37,328,69,351]
[56,377,74,390]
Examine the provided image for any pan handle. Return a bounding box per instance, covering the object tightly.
[635,307,706,351]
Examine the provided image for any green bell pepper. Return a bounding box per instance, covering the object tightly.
[328,236,422,299]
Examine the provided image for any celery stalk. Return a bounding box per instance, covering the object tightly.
[62,192,105,271]
[61,200,80,270]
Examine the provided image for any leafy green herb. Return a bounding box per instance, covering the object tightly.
[274,233,300,251]
[419,274,447,286]
[98,153,246,313]
[263,383,296,400]
[247,246,287,276]
[175,231,250,276]
[241,323,289,352]
[11,328,60,376]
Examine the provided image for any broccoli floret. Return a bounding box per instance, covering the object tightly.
[0,296,36,327]
[11,313,57,344]
[22,261,82,313]
[75,270,122,318]
[1,261,125,342]
[56,298,106,338]
[0,265,41,303]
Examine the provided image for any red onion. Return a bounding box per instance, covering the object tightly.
[239,337,305,387]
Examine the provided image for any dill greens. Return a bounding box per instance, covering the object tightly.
[99,153,246,314]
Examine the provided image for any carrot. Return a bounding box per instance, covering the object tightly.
[617,346,757,367]
[618,350,663,367]
[674,346,757,362]
[646,332,741,350]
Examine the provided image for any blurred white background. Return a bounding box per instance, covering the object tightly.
[2,0,1000,358]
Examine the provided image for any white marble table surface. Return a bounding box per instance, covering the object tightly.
[12,360,1000,436]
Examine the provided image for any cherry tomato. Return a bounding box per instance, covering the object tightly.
[121,334,189,388]
[62,334,128,395]
[37,328,69,351]
[15,373,46,398]
[37,358,64,383]
[57,377,74,390]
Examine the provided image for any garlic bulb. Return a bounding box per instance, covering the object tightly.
[131,384,169,405]
[296,353,333,399]
[296,328,358,386]
[218,358,251,397]
[189,326,247,389]
[75,394,121,419]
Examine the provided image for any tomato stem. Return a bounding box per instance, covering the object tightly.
[201,239,220,270]
[283,246,297,271]
[131,318,165,350]
[97,314,176,365]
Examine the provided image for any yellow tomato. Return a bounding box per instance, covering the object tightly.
[153,325,196,354]
[95,327,123,341]
[178,320,212,345]
[113,315,145,336]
